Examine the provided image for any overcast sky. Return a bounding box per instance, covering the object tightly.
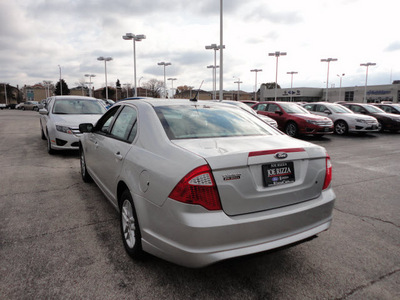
[1,0,399,93]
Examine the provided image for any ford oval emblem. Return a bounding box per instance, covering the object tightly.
[274,152,288,159]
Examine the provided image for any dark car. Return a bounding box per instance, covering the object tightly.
[252,101,333,137]
[373,103,400,115]
[342,103,400,133]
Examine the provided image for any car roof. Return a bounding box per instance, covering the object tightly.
[52,95,99,101]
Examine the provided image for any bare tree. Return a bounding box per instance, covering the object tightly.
[142,79,164,98]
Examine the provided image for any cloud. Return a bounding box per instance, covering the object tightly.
[385,41,400,52]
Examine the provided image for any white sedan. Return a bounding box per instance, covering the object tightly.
[79,99,335,268]
[39,95,106,154]
[302,102,380,135]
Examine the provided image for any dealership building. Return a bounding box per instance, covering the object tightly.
[260,82,400,103]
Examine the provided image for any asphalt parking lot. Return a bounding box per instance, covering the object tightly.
[1,109,399,299]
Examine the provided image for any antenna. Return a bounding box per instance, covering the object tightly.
[190,80,204,102]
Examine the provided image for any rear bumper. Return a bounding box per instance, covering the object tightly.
[137,188,335,268]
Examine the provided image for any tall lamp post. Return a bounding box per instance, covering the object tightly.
[84,74,96,97]
[97,56,113,100]
[233,78,242,101]
[122,33,146,97]
[250,69,262,101]
[286,71,298,102]
[157,62,171,98]
[167,78,177,98]
[268,51,287,101]
[43,80,52,98]
[321,58,338,102]
[205,43,225,99]
[337,73,345,102]
[360,62,376,103]
[58,65,62,96]
[219,0,224,101]
[207,65,219,99]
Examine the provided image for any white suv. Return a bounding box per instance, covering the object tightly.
[302,102,379,135]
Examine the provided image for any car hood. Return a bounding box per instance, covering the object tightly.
[291,113,330,121]
[350,113,377,120]
[50,114,103,127]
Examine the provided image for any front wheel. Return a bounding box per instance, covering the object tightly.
[119,190,144,260]
[285,122,298,137]
[80,147,93,183]
[334,120,348,135]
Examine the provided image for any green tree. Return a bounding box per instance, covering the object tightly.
[54,79,70,95]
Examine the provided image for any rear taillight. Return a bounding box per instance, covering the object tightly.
[169,165,222,210]
[323,155,332,190]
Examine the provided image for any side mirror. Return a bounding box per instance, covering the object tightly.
[79,123,94,133]
[275,110,283,115]
[39,109,48,115]
[324,109,331,115]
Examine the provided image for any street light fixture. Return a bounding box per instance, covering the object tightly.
[157,62,171,98]
[268,51,287,101]
[84,74,96,97]
[250,69,262,101]
[167,78,177,98]
[233,77,243,101]
[97,56,113,100]
[123,33,146,97]
[321,58,338,102]
[286,71,298,102]
[337,73,345,102]
[360,62,376,103]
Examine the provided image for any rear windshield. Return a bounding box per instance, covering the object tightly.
[155,105,274,140]
[52,99,106,115]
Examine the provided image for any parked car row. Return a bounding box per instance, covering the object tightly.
[251,101,400,137]
[37,95,335,268]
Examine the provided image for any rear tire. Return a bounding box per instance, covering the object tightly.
[119,190,144,260]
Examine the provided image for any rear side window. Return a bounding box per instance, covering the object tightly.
[110,106,138,142]
[155,105,273,140]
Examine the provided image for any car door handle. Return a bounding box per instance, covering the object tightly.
[115,152,123,160]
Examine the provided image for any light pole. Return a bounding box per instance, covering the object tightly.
[43,81,52,98]
[97,56,113,100]
[123,33,146,97]
[233,78,242,101]
[58,65,62,96]
[286,71,298,102]
[337,73,345,102]
[2,83,9,105]
[157,62,171,98]
[360,62,376,103]
[205,43,225,99]
[207,65,219,99]
[321,58,338,102]
[268,51,287,101]
[138,76,144,97]
[219,0,224,101]
[84,74,96,97]
[250,69,262,101]
[167,78,177,98]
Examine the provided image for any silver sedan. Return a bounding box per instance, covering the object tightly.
[79,99,335,268]
[40,96,106,154]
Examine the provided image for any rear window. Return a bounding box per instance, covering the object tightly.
[155,104,274,140]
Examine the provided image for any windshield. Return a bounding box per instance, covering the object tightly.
[364,105,385,113]
[52,99,106,115]
[280,103,310,114]
[330,105,353,113]
[155,105,275,140]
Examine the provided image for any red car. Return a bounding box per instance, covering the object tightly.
[252,101,334,137]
